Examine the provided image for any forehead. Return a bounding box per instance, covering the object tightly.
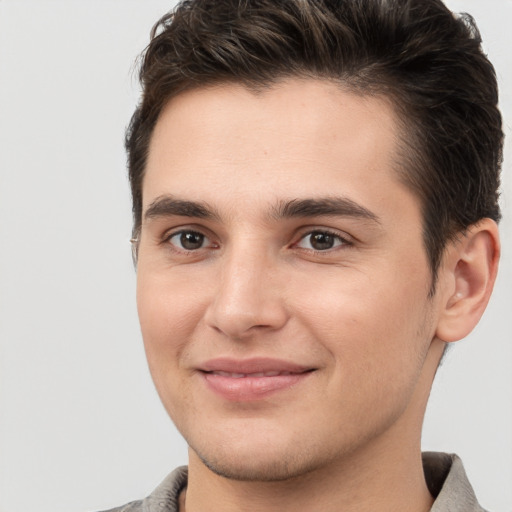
[143,79,410,218]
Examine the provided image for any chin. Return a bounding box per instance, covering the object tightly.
[187,429,335,483]
[196,448,324,482]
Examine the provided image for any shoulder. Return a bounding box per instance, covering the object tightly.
[423,452,488,512]
[95,466,188,512]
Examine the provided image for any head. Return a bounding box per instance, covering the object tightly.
[126,0,502,483]
[127,0,502,288]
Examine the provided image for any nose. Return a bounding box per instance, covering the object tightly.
[204,245,289,340]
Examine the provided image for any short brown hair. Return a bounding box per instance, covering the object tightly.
[126,0,503,285]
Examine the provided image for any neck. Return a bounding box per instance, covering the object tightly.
[180,339,445,512]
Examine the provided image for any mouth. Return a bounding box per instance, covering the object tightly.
[207,370,303,378]
[198,358,316,401]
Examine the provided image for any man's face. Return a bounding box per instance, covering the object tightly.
[136,79,443,480]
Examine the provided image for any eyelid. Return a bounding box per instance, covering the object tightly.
[161,223,215,241]
[292,227,354,251]
[161,225,219,252]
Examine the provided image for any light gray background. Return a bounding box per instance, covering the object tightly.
[0,1,510,511]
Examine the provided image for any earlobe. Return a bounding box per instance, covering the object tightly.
[435,219,500,343]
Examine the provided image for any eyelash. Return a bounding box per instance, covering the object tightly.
[293,229,353,253]
[161,227,353,254]
[163,229,217,254]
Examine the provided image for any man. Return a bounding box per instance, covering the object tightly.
[105,0,503,510]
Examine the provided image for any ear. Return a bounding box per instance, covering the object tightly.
[435,219,500,343]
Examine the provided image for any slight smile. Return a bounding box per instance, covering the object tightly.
[198,358,316,401]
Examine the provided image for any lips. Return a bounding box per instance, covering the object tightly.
[211,370,297,378]
[198,358,315,401]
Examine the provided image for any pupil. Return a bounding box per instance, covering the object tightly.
[181,232,204,250]
[311,232,334,250]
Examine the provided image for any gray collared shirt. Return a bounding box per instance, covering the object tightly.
[99,452,487,512]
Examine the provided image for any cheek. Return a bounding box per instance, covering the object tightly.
[291,263,433,377]
[136,272,208,426]
[136,270,206,376]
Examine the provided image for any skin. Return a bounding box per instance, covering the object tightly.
[135,79,499,512]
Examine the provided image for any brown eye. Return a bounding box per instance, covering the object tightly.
[168,230,208,251]
[310,232,335,250]
[296,230,346,251]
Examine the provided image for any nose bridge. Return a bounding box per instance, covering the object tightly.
[205,238,287,338]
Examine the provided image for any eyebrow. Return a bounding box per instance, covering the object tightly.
[143,194,380,224]
[272,197,381,223]
[144,195,221,221]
